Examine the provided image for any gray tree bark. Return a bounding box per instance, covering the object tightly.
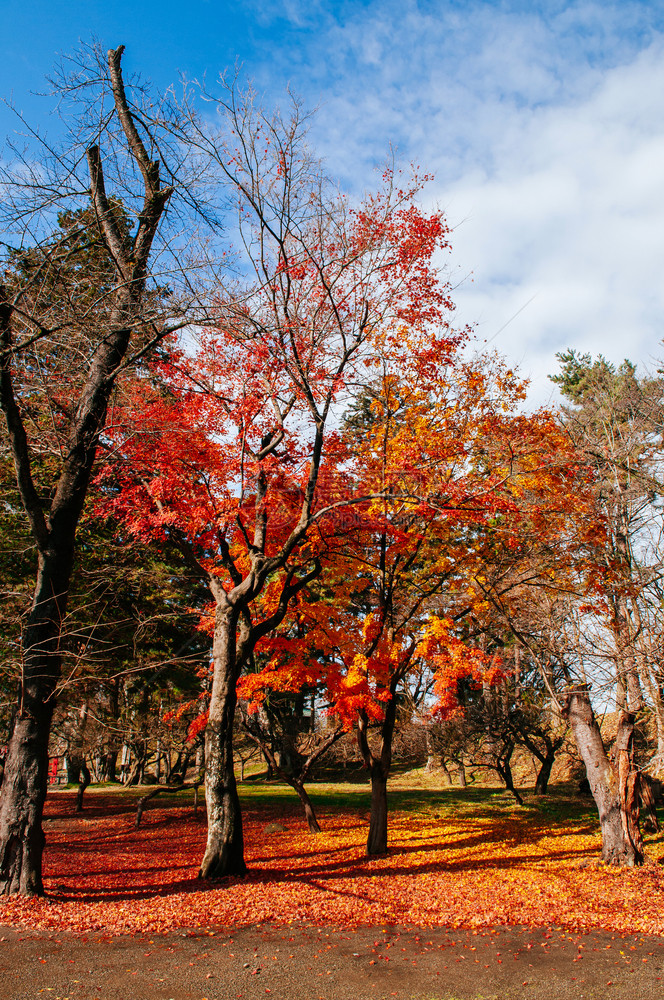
[199,608,246,879]
[563,686,642,865]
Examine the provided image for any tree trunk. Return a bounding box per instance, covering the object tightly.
[168,748,192,784]
[495,748,523,805]
[615,711,643,862]
[640,775,659,832]
[563,686,641,865]
[425,727,436,773]
[103,750,118,783]
[199,609,246,879]
[103,680,120,782]
[291,779,321,834]
[440,761,453,786]
[0,714,49,896]
[367,764,388,855]
[0,556,69,895]
[0,303,135,892]
[534,749,555,796]
[75,760,91,813]
[65,755,79,785]
[357,688,397,857]
[238,714,343,834]
[126,757,145,786]
[168,750,184,783]
[654,716,664,772]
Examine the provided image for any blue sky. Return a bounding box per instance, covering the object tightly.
[3,0,664,403]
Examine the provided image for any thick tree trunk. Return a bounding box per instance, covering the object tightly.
[199,609,246,879]
[0,716,48,896]
[563,686,642,865]
[65,756,79,785]
[367,764,388,855]
[0,557,68,895]
[1,273,132,894]
[615,711,643,862]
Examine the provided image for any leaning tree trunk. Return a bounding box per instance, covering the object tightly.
[563,686,642,865]
[239,713,343,835]
[291,779,321,834]
[249,743,322,834]
[496,749,523,806]
[199,609,246,879]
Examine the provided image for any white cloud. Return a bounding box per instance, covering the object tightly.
[442,39,664,402]
[242,0,664,404]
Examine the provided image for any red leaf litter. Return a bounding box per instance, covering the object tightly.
[1,792,664,936]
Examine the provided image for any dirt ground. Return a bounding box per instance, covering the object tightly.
[1,923,663,1000]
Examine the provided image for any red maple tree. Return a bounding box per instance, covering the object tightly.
[101,93,462,878]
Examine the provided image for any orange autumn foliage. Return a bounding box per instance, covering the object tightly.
[416,617,507,718]
[236,354,590,735]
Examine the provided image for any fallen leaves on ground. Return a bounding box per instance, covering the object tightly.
[1,791,664,936]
